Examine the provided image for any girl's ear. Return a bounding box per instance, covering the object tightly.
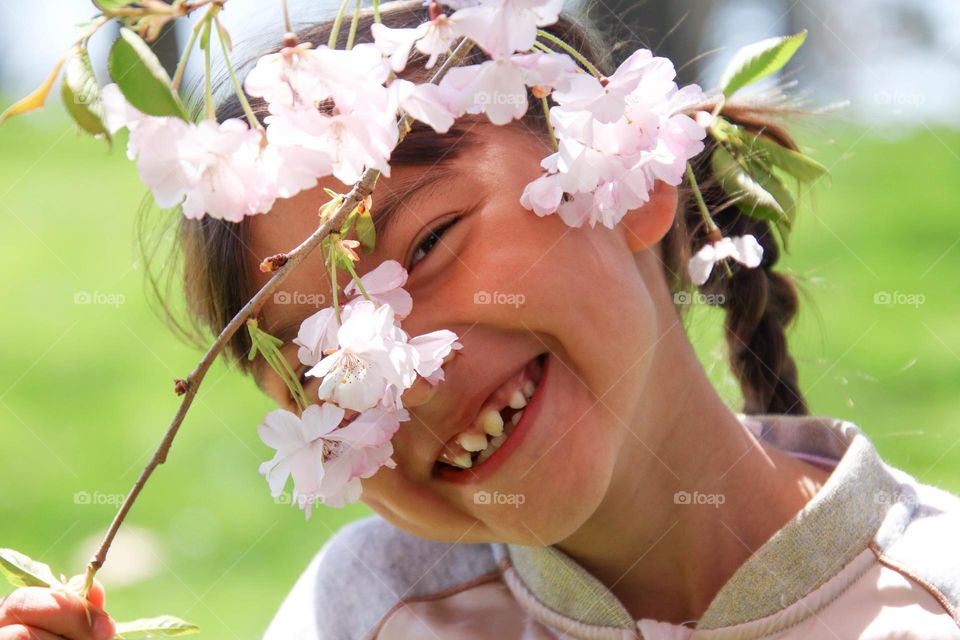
[620,181,678,252]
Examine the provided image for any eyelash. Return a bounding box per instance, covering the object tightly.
[410,217,458,269]
[284,217,458,403]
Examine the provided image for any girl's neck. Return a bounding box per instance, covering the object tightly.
[555,323,831,625]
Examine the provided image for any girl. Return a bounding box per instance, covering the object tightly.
[2,2,958,638]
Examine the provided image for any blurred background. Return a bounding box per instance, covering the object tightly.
[1,0,958,637]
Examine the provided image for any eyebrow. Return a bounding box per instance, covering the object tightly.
[369,164,460,237]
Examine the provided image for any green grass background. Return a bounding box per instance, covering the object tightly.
[1,114,958,638]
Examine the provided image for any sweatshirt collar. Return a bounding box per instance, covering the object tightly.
[493,414,903,635]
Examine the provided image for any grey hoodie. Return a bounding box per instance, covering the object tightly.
[263,413,960,639]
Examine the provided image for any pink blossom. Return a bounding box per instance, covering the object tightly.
[388,79,457,134]
[306,301,417,411]
[371,17,458,72]
[448,0,564,59]
[688,235,764,285]
[102,85,277,222]
[552,49,660,123]
[257,403,406,515]
[519,172,564,216]
[439,51,577,125]
[343,259,414,318]
[175,119,277,222]
[265,103,398,185]
[245,43,390,111]
[409,330,462,385]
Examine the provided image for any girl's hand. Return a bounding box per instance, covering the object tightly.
[0,577,114,640]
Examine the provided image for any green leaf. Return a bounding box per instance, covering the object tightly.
[114,615,199,638]
[62,48,110,141]
[355,208,376,252]
[199,17,212,51]
[93,0,139,11]
[747,156,796,238]
[108,28,188,120]
[720,31,808,98]
[744,133,828,184]
[216,19,233,53]
[711,144,794,233]
[0,548,62,588]
[0,58,65,125]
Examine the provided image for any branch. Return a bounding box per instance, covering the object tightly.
[78,35,477,599]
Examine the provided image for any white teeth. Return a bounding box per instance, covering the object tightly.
[450,453,473,468]
[457,430,488,452]
[476,434,508,463]
[440,449,473,469]
[477,408,504,437]
[511,410,524,426]
[508,389,527,409]
[523,379,536,399]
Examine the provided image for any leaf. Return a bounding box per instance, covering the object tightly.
[711,144,794,233]
[0,58,65,125]
[746,156,796,239]
[0,548,62,588]
[62,48,110,141]
[108,28,188,120]
[199,17,212,51]
[93,0,139,11]
[745,133,828,184]
[216,19,233,53]
[720,31,808,98]
[114,615,199,638]
[355,207,376,252]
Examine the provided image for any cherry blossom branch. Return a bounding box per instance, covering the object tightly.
[78,170,379,600]
[280,0,292,34]
[685,161,734,277]
[216,16,263,130]
[171,12,207,91]
[535,29,601,78]
[78,35,477,600]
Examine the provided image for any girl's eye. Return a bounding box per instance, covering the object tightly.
[410,217,458,269]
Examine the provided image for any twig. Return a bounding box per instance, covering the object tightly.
[79,35,477,599]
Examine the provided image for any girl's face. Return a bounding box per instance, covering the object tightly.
[249,122,678,545]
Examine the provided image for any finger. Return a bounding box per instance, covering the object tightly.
[0,623,68,640]
[0,588,113,640]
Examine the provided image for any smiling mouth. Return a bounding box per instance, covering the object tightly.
[434,353,547,475]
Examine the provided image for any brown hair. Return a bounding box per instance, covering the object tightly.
[143,0,808,416]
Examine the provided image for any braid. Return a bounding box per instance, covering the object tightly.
[666,103,809,416]
[707,214,807,415]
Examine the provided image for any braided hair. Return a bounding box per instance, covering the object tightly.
[663,106,808,415]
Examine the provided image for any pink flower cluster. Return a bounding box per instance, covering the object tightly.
[520,49,708,228]
[101,0,708,231]
[99,0,732,515]
[258,261,460,514]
